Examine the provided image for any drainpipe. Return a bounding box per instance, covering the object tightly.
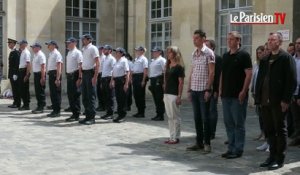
[124,0,128,51]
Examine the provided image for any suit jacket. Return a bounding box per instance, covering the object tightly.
[8,48,20,78]
[255,49,297,105]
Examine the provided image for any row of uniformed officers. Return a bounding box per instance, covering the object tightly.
[7,34,168,124]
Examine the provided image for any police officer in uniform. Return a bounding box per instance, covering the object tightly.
[111,47,130,123]
[17,39,31,110]
[7,38,21,108]
[65,37,83,122]
[149,47,166,121]
[79,34,100,125]
[132,46,148,118]
[45,40,63,117]
[96,45,105,111]
[100,45,116,119]
[31,43,46,114]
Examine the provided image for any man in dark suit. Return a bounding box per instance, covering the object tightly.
[7,38,21,108]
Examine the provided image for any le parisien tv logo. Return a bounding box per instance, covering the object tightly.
[230,11,286,25]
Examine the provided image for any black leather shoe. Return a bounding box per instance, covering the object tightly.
[260,157,275,167]
[151,116,164,121]
[79,118,88,124]
[65,115,79,122]
[268,162,283,170]
[83,119,96,125]
[101,114,113,120]
[18,106,30,111]
[221,151,232,158]
[47,105,53,110]
[8,104,19,108]
[32,107,44,114]
[226,153,242,159]
[47,112,60,117]
[64,107,71,112]
[113,115,126,123]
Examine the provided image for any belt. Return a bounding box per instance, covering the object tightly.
[114,76,125,80]
[47,70,56,75]
[82,69,94,73]
[150,75,163,80]
[132,73,143,76]
[101,76,111,80]
[19,68,26,71]
[66,70,79,76]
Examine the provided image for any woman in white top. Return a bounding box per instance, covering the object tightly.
[111,47,130,123]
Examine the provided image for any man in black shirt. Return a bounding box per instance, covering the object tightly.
[220,31,252,159]
[255,32,297,170]
[7,38,21,108]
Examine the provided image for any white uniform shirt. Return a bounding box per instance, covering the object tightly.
[149,56,166,78]
[66,47,83,73]
[19,48,31,68]
[82,43,99,70]
[98,53,105,73]
[128,60,134,71]
[32,50,46,72]
[101,54,116,77]
[47,48,63,71]
[132,55,148,74]
[113,57,129,77]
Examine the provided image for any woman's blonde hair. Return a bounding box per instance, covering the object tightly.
[166,46,185,69]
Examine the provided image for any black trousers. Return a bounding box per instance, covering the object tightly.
[33,72,46,108]
[48,70,61,113]
[82,69,96,119]
[96,73,105,109]
[291,96,300,137]
[149,76,165,117]
[101,76,114,115]
[132,73,146,114]
[18,69,30,107]
[67,71,81,116]
[114,76,127,117]
[127,83,132,109]
[9,77,20,106]
[261,104,287,164]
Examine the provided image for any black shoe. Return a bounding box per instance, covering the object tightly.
[268,162,283,170]
[186,144,204,151]
[32,107,44,114]
[133,114,145,118]
[47,105,53,110]
[65,115,79,122]
[132,113,139,117]
[96,107,105,112]
[224,140,229,144]
[226,153,243,159]
[8,104,19,108]
[47,112,60,117]
[83,119,96,125]
[151,116,164,121]
[79,118,88,124]
[113,115,126,123]
[221,151,233,158]
[101,114,113,120]
[260,157,275,167]
[18,106,30,111]
[64,107,71,112]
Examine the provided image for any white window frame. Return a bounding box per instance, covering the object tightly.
[148,0,172,57]
[218,0,253,55]
[66,0,98,47]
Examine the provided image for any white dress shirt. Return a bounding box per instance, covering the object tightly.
[47,48,63,71]
[32,50,46,72]
[149,56,166,78]
[19,48,31,68]
[82,43,99,70]
[132,55,148,74]
[66,47,83,73]
[101,54,116,77]
[113,57,129,77]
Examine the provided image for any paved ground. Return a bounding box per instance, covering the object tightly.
[0,95,299,175]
